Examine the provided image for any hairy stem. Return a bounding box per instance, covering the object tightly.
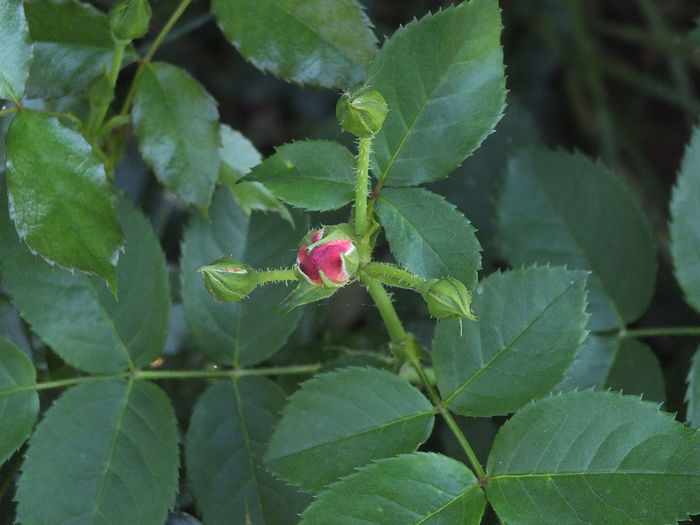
[257,268,298,284]
[354,136,372,239]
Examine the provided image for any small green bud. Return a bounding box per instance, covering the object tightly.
[420,277,476,321]
[336,87,388,137]
[109,0,151,41]
[198,256,259,302]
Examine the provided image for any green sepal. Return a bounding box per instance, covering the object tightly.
[86,67,114,110]
[198,256,259,302]
[109,0,151,41]
[304,223,358,251]
[361,262,426,290]
[420,277,476,320]
[336,86,388,137]
[280,281,337,314]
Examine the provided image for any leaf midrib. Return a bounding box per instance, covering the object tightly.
[444,276,584,404]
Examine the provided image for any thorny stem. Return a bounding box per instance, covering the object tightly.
[257,268,298,284]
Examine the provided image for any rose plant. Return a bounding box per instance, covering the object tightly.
[0,0,699,524]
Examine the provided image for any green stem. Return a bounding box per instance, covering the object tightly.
[361,274,407,343]
[620,326,700,339]
[361,262,427,291]
[0,106,19,118]
[362,273,487,479]
[439,406,487,480]
[354,136,372,239]
[120,0,194,115]
[258,268,298,284]
[86,39,127,141]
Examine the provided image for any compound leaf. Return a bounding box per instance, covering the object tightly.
[376,187,481,288]
[6,109,123,292]
[0,189,170,374]
[370,0,506,186]
[0,0,32,102]
[433,266,588,416]
[132,62,220,210]
[180,188,307,366]
[498,148,657,331]
[0,336,38,465]
[211,0,377,88]
[302,453,485,524]
[186,378,310,525]
[245,140,356,211]
[670,126,700,314]
[487,390,700,525]
[264,367,434,492]
[16,379,179,525]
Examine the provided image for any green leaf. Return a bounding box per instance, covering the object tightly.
[264,367,435,492]
[498,148,657,331]
[0,336,38,465]
[218,123,262,184]
[180,187,307,366]
[245,140,356,211]
[433,266,588,417]
[559,336,665,403]
[227,181,294,226]
[487,390,700,525]
[687,347,700,428]
[6,110,124,292]
[211,0,377,88]
[186,378,310,525]
[376,187,481,288]
[280,281,337,314]
[301,453,485,524]
[16,379,179,525]
[0,0,32,102]
[24,0,136,98]
[369,0,506,186]
[670,126,700,314]
[132,62,220,210]
[0,189,170,374]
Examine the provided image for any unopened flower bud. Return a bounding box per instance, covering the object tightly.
[296,225,359,287]
[109,0,151,41]
[198,256,259,302]
[336,87,388,137]
[420,277,476,321]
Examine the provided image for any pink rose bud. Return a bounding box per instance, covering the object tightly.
[296,226,359,287]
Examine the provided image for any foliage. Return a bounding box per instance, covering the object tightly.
[1,0,699,524]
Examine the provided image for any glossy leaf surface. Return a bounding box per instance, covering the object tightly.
[246,140,356,211]
[0,191,170,373]
[498,148,657,331]
[24,0,135,98]
[180,188,306,366]
[265,367,434,492]
[211,0,377,87]
[218,123,262,184]
[0,0,32,102]
[487,390,700,525]
[6,110,123,292]
[433,267,588,416]
[670,125,700,314]
[16,380,179,525]
[369,0,506,186]
[302,453,485,524]
[0,336,38,465]
[132,62,220,209]
[186,378,309,525]
[376,187,481,288]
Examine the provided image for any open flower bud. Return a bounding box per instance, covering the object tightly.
[197,256,259,302]
[336,87,388,137]
[296,225,359,287]
[420,277,476,321]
